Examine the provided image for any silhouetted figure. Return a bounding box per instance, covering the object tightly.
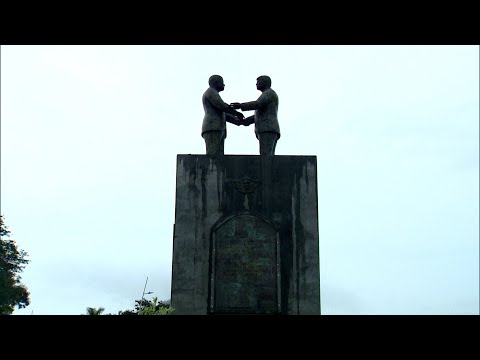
[230,75,280,155]
[202,75,245,155]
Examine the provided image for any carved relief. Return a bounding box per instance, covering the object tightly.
[233,177,260,194]
[210,213,280,314]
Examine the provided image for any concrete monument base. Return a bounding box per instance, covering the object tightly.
[171,155,320,314]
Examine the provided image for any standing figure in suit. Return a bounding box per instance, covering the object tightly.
[202,75,245,155]
[230,75,280,155]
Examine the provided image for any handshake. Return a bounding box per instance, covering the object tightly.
[227,102,254,127]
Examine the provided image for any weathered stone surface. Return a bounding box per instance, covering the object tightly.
[171,155,320,314]
[211,213,280,314]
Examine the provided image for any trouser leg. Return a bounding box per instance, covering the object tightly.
[258,132,279,155]
[203,130,225,155]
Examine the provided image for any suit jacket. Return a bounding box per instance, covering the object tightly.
[241,88,281,139]
[202,87,232,137]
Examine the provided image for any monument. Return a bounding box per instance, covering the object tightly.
[170,76,320,314]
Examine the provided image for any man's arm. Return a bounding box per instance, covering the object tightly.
[232,92,270,112]
[230,101,257,111]
[226,107,245,120]
[208,89,231,111]
[239,101,258,111]
[244,115,255,126]
[226,113,244,126]
[208,90,244,120]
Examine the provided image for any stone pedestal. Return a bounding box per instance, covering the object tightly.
[171,155,320,314]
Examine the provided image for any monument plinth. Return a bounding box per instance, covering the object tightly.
[171,155,320,314]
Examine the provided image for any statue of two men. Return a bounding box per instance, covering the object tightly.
[201,75,281,156]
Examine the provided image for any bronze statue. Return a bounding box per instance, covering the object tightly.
[230,75,280,155]
[201,75,245,155]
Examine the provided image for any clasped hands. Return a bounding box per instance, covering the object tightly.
[229,102,252,126]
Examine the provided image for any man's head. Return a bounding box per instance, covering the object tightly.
[209,75,225,92]
[256,75,271,91]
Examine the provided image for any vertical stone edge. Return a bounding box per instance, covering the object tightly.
[298,156,321,314]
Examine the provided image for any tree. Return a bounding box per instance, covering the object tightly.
[0,215,30,315]
[118,297,174,315]
[138,297,175,315]
[84,307,105,315]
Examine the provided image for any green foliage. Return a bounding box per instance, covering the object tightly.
[117,309,137,315]
[0,215,30,315]
[137,297,175,315]
[138,306,174,315]
[85,307,105,315]
[118,297,174,315]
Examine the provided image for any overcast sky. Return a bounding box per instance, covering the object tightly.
[1,45,478,315]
